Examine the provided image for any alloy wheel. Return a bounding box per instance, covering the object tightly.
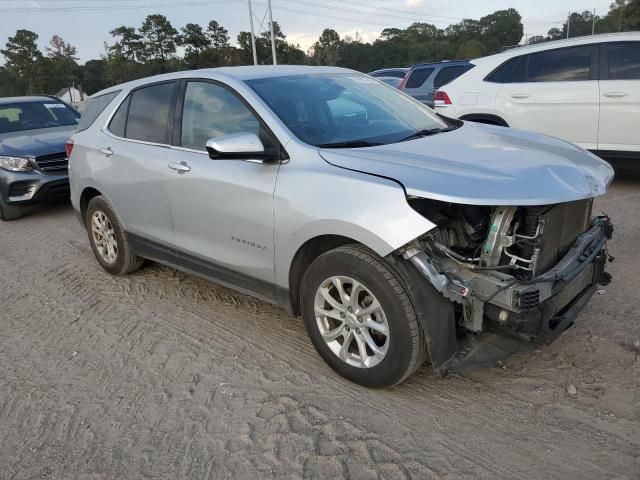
[314,276,390,368]
[91,211,118,264]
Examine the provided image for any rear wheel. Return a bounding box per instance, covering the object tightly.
[300,244,427,388]
[0,199,23,221]
[85,196,143,275]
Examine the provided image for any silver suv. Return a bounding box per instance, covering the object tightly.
[69,66,614,387]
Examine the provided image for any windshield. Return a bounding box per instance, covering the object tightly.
[0,101,79,134]
[245,73,449,147]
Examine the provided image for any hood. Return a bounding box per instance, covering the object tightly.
[319,122,614,206]
[0,125,75,158]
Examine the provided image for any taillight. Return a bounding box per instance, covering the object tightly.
[434,91,452,105]
[66,138,74,158]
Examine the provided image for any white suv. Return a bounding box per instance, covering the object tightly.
[434,33,640,165]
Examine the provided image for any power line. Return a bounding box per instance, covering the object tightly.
[0,0,239,12]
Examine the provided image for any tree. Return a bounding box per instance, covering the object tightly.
[79,59,108,94]
[140,14,179,63]
[1,29,42,87]
[42,35,80,93]
[109,26,145,62]
[311,29,342,65]
[479,9,523,53]
[180,23,210,68]
[180,23,209,55]
[207,20,230,49]
[46,35,78,61]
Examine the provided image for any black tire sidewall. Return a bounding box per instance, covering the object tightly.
[301,247,419,388]
[85,196,129,275]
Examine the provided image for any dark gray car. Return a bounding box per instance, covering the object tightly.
[0,96,79,220]
[400,61,474,107]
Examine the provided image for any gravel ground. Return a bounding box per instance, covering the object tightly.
[0,178,638,479]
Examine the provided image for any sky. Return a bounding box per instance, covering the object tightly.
[0,0,614,63]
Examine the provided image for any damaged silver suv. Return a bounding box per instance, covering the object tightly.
[69,66,614,387]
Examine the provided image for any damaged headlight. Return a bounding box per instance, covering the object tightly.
[0,156,33,172]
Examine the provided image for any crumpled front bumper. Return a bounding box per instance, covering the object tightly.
[404,216,614,374]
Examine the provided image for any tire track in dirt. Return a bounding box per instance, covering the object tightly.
[1,191,638,479]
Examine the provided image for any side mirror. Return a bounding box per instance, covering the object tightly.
[205,132,275,162]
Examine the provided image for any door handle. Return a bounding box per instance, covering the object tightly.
[510,93,530,99]
[603,91,627,98]
[100,147,113,157]
[168,161,191,173]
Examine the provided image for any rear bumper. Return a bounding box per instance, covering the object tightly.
[0,169,69,205]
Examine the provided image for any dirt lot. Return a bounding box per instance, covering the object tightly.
[0,178,638,479]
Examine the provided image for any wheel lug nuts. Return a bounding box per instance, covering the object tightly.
[340,312,345,318]
[347,307,353,313]
[345,326,350,331]
[356,328,361,334]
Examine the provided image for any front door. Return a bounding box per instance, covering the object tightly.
[165,80,280,299]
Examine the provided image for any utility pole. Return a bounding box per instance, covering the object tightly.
[592,8,596,35]
[268,0,277,65]
[247,0,258,65]
[567,11,571,39]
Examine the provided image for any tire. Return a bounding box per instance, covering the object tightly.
[300,244,427,388]
[0,199,23,221]
[85,195,143,275]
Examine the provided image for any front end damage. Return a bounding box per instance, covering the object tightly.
[397,197,614,374]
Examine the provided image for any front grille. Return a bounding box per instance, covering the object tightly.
[34,152,68,173]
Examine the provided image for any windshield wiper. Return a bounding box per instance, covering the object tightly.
[399,125,458,142]
[318,140,383,148]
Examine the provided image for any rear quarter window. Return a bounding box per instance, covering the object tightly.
[76,91,120,132]
[433,65,472,89]
[405,67,434,88]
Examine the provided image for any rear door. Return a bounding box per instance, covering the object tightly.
[100,81,177,250]
[165,79,280,298]
[495,45,599,149]
[597,41,640,152]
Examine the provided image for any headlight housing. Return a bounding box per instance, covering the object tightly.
[0,156,33,172]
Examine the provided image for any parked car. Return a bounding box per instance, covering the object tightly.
[69,66,613,387]
[376,76,403,88]
[399,60,474,107]
[0,96,79,220]
[367,67,409,79]
[434,32,640,167]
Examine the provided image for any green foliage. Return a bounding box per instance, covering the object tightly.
[2,3,637,98]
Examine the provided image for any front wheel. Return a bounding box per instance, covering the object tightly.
[300,244,427,388]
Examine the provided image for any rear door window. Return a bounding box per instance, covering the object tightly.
[125,82,176,144]
[526,46,595,82]
[405,67,434,88]
[607,42,640,80]
[433,65,470,89]
[76,91,119,132]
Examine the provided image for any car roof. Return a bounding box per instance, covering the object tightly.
[93,65,355,98]
[410,60,470,69]
[471,31,640,64]
[0,95,62,105]
[370,67,409,72]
